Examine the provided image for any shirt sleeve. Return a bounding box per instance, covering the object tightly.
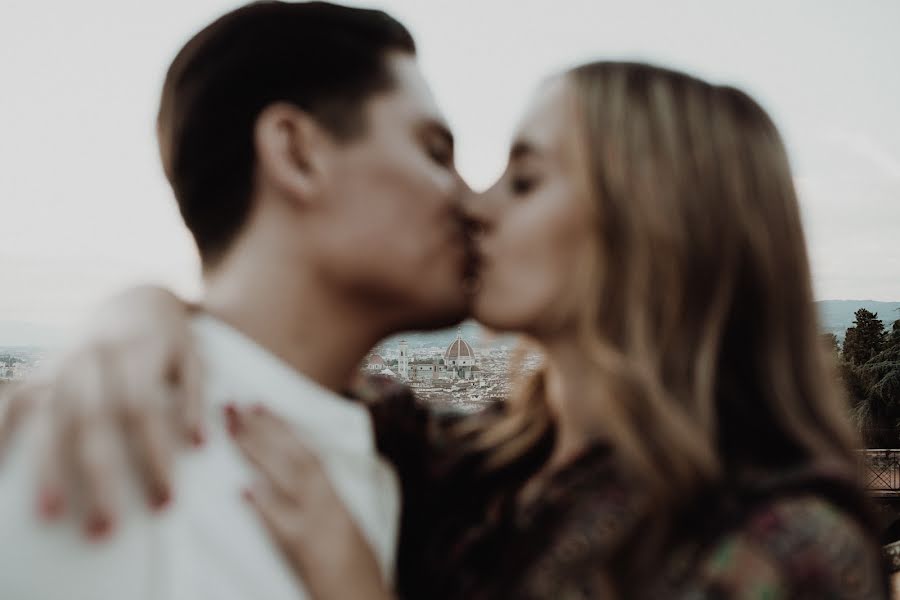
[0,414,161,600]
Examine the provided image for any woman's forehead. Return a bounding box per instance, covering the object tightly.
[516,76,574,149]
[511,76,579,161]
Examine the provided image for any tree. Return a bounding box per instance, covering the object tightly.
[843,309,886,365]
[862,319,900,407]
[822,333,840,355]
[850,317,900,448]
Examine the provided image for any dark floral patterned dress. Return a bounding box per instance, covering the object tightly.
[353,377,889,599]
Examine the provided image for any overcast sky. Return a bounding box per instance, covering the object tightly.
[1,0,898,338]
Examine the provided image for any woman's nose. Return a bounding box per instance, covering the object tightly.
[459,194,492,245]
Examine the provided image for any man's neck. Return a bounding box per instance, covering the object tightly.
[200,248,386,393]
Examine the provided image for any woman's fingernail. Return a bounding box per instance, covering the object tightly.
[241,487,254,503]
[85,512,113,541]
[224,404,240,436]
[150,487,172,511]
[37,488,65,520]
[251,404,265,416]
[189,428,206,447]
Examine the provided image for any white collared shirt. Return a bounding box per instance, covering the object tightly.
[0,315,400,600]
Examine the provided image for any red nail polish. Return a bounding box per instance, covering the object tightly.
[38,488,65,520]
[189,429,206,447]
[224,404,240,436]
[150,487,172,512]
[85,513,113,541]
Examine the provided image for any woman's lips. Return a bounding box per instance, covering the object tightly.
[464,228,484,271]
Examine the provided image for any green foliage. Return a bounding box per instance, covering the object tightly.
[883,316,898,348]
[846,312,900,447]
[822,333,840,355]
[863,335,900,406]
[843,309,887,365]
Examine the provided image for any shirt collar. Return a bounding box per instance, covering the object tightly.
[191,313,375,456]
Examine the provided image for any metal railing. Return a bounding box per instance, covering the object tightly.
[859,449,900,497]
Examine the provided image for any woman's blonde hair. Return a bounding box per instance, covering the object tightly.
[460,61,859,534]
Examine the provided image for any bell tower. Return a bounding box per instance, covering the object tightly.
[398,339,409,379]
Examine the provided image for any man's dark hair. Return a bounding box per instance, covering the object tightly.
[157,1,416,265]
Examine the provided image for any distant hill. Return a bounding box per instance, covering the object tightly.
[0,322,65,348]
[816,300,900,339]
[379,320,514,351]
[3,301,898,350]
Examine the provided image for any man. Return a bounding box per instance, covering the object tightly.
[0,2,472,598]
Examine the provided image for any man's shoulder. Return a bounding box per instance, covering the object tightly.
[0,413,160,599]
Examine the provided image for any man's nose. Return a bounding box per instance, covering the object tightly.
[455,186,486,238]
[459,185,497,232]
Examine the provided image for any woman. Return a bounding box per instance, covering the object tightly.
[4,62,888,598]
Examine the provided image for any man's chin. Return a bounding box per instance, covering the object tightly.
[396,297,471,333]
[413,305,470,332]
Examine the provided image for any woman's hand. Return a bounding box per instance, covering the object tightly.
[227,404,393,600]
[0,285,203,538]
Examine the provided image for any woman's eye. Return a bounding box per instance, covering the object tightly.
[511,176,536,195]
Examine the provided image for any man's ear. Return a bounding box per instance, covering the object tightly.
[254,102,331,207]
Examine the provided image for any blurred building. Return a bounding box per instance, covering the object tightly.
[363,353,386,373]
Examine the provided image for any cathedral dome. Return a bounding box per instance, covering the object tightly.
[444,330,474,360]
